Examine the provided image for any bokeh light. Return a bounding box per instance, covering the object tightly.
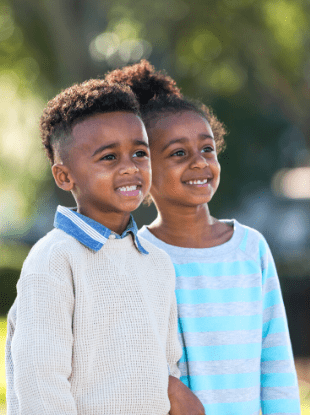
[272,168,310,199]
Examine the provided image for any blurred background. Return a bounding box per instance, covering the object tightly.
[1,0,310,412]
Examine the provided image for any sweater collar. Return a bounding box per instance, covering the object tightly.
[54,205,148,254]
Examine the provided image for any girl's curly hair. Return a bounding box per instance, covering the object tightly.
[105,59,227,155]
[40,80,140,165]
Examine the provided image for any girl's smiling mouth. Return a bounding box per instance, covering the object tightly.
[184,178,210,187]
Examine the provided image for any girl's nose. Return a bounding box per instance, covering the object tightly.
[189,153,209,169]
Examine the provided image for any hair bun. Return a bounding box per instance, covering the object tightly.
[105,59,182,105]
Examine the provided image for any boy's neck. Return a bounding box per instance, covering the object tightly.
[148,203,233,248]
[77,205,131,235]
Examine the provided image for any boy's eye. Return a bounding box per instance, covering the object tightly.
[202,146,214,153]
[133,150,148,158]
[101,154,116,160]
[171,149,186,157]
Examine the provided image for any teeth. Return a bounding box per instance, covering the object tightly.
[119,185,138,192]
[187,179,208,185]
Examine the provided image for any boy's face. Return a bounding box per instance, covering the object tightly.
[148,111,220,210]
[54,112,151,226]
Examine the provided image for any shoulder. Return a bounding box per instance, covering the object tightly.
[21,228,86,283]
[233,220,272,262]
[235,220,264,242]
[138,236,175,272]
[139,235,173,262]
[137,236,176,290]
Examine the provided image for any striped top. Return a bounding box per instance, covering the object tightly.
[138,220,300,415]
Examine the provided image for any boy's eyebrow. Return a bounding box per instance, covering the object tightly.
[161,134,214,152]
[92,143,118,157]
[134,139,149,148]
[92,139,149,157]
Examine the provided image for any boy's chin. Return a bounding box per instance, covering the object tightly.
[117,199,145,213]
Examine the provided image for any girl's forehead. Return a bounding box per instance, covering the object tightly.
[152,110,210,130]
[149,111,213,140]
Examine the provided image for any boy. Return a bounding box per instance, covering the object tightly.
[5,80,183,415]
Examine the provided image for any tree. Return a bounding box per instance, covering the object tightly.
[1,0,310,250]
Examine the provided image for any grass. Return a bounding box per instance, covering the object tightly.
[301,381,310,415]
[0,319,6,414]
[0,317,310,414]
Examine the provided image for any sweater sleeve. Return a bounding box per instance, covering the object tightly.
[260,238,301,415]
[10,272,77,415]
[166,265,182,379]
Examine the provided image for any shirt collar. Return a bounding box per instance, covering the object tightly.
[54,205,148,254]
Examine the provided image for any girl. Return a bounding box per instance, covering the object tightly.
[106,61,300,415]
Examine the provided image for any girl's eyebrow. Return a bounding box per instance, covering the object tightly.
[161,134,214,152]
[161,138,187,152]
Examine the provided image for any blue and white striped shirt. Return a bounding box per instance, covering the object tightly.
[54,205,148,254]
[138,220,300,415]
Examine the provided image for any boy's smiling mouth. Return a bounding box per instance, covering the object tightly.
[116,184,142,197]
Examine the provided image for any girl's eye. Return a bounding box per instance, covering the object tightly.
[171,149,186,157]
[202,146,214,153]
[133,150,148,158]
[101,154,116,160]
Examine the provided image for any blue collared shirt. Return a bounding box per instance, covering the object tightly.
[54,205,148,254]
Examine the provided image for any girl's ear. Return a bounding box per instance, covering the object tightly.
[52,164,74,192]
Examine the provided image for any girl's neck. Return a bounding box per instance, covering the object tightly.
[148,203,234,248]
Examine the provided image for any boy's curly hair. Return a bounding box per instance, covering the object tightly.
[40,80,141,165]
[105,60,227,155]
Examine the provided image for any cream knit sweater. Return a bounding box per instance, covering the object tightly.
[6,229,182,415]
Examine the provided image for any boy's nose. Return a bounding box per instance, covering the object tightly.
[189,153,209,169]
[119,159,139,174]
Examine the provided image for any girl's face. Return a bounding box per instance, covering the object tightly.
[148,111,220,210]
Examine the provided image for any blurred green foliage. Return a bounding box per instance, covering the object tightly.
[1,0,310,286]
[0,0,51,239]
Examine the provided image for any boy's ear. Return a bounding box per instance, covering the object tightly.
[52,164,74,192]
